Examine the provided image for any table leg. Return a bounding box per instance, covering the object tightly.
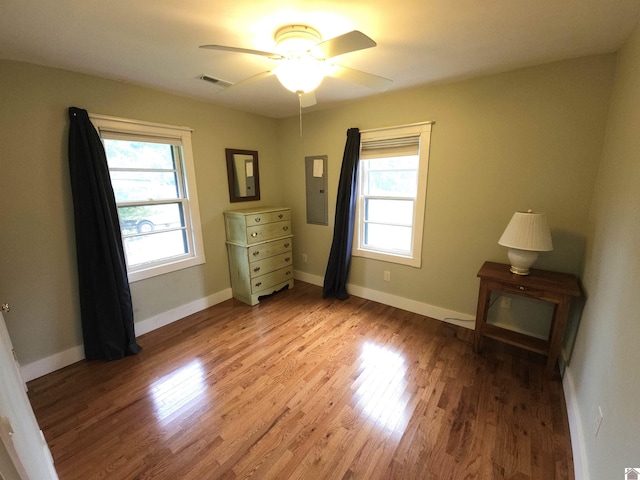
[473,281,490,353]
[545,297,570,376]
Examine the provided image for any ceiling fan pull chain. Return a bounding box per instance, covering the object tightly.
[298,91,303,137]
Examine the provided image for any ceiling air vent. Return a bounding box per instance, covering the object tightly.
[198,74,232,88]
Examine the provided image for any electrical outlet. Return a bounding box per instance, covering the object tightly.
[594,405,603,437]
[302,253,308,263]
[384,271,391,282]
[500,296,512,309]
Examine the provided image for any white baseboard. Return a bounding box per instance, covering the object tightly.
[563,366,589,480]
[293,270,476,329]
[21,288,233,382]
[292,270,324,286]
[134,288,232,336]
[20,345,86,384]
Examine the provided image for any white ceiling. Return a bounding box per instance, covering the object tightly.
[2,1,639,118]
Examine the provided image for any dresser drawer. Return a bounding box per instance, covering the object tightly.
[251,266,294,294]
[249,252,293,279]
[246,221,291,244]
[246,209,290,225]
[248,237,292,261]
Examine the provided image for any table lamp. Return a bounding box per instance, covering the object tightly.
[498,210,553,275]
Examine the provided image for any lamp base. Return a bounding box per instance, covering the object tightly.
[506,248,539,275]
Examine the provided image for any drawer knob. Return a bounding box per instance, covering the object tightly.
[253,267,261,272]
[254,217,261,223]
[252,251,260,257]
[255,282,262,287]
[284,243,290,248]
[283,226,289,231]
[285,270,291,276]
[285,257,290,262]
[519,286,526,291]
[251,232,258,237]
[278,214,283,218]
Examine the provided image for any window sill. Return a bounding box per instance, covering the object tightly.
[128,255,206,283]
[352,248,421,268]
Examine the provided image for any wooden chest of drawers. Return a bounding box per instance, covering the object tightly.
[223,207,294,305]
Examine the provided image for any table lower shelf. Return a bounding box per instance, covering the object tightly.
[479,323,549,356]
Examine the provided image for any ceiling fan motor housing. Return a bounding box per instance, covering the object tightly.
[274,25,322,55]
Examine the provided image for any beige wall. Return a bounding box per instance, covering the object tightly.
[278,55,615,318]
[0,60,282,365]
[567,19,640,479]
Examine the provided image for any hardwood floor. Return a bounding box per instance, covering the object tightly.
[27,281,574,479]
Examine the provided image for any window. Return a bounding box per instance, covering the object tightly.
[90,114,205,282]
[353,122,432,267]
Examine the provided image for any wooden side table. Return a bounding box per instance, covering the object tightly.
[473,261,581,376]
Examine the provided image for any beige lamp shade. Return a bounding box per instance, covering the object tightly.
[498,210,553,274]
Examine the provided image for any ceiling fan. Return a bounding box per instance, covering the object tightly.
[200,24,392,107]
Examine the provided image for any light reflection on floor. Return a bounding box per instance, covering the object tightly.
[150,359,207,422]
[354,341,408,432]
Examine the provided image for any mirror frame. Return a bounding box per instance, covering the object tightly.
[225,148,261,203]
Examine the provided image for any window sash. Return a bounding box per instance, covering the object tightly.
[363,196,415,228]
[118,200,190,243]
[107,142,185,203]
[105,139,193,267]
[363,223,413,254]
[359,171,418,258]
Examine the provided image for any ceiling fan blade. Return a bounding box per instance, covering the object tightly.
[300,91,317,108]
[330,65,393,91]
[316,31,376,59]
[221,70,275,92]
[199,45,283,60]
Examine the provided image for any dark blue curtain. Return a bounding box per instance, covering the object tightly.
[323,128,361,299]
[67,107,141,360]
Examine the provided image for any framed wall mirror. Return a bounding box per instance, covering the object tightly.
[225,148,260,202]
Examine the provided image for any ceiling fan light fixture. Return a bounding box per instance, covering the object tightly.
[274,57,326,93]
[273,24,326,94]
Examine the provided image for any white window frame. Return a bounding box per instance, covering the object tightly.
[90,113,206,282]
[353,122,432,267]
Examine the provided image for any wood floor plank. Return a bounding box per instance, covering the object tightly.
[27,281,574,479]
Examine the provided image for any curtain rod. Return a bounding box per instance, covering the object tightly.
[360,120,435,134]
